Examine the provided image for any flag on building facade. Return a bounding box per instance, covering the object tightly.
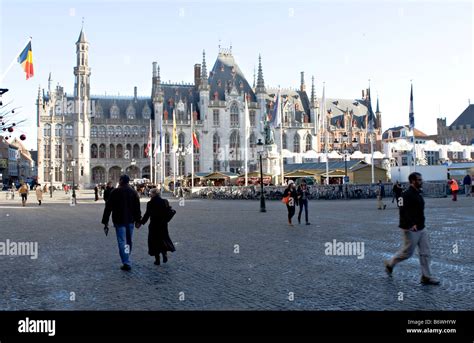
[269,90,281,129]
[172,109,178,152]
[192,131,200,149]
[18,41,34,79]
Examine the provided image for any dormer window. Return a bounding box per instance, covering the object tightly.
[110,104,120,119]
[126,105,136,120]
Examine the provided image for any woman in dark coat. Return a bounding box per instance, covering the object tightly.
[283,180,298,226]
[140,188,176,265]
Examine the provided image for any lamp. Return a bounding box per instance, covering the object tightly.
[256,139,266,212]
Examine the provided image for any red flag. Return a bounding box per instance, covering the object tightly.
[192,131,200,149]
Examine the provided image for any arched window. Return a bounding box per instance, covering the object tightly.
[193,132,200,154]
[91,126,98,138]
[94,103,103,118]
[249,110,256,127]
[178,159,185,176]
[108,126,114,137]
[165,133,170,154]
[109,144,116,159]
[99,144,106,159]
[126,144,132,158]
[293,133,300,153]
[99,126,106,137]
[230,131,240,159]
[140,126,147,137]
[110,104,120,119]
[132,126,139,137]
[230,102,239,127]
[65,124,73,136]
[124,126,131,137]
[305,134,312,152]
[178,133,185,150]
[249,133,256,149]
[115,126,123,137]
[142,105,151,119]
[282,132,288,150]
[133,144,140,159]
[116,144,123,159]
[91,144,98,158]
[44,124,51,137]
[55,124,63,137]
[213,133,220,154]
[126,105,136,120]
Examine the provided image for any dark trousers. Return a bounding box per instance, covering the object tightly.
[287,205,296,223]
[452,190,458,201]
[298,199,309,223]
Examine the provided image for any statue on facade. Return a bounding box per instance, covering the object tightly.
[264,121,274,145]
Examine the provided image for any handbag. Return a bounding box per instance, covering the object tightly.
[281,195,290,204]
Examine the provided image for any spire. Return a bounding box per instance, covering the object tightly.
[253,66,256,89]
[199,50,209,91]
[376,96,380,113]
[300,71,305,92]
[311,75,316,107]
[48,72,52,93]
[256,54,265,94]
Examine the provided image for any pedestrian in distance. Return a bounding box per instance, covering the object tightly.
[35,184,43,206]
[18,183,29,207]
[297,180,311,225]
[94,184,99,201]
[377,180,386,210]
[101,175,141,271]
[462,174,471,197]
[384,172,440,285]
[282,180,298,226]
[392,181,403,207]
[448,177,459,201]
[140,188,176,266]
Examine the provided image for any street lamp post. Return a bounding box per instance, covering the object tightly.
[256,139,266,213]
[71,160,76,202]
[50,166,53,198]
[334,133,359,199]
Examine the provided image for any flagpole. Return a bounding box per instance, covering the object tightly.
[244,93,248,187]
[191,103,194,190]
[149,119,153,184]
[323,83,329,185]
[410,82,416,172]
[279,90,284,186]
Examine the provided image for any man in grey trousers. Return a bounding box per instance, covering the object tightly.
[384,172,440,285]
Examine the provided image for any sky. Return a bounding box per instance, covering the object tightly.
[1,0,473,150]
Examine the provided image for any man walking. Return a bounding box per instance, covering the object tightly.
[101,175,141,271]
[103,181,114,202]
[384,172,440,285]
[18,182,29,207]
[449,177,459,201]
[377,180,386,210]
[35,184,43,206]
[462,174,471,197]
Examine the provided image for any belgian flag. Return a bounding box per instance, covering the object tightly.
[18,41,34,79]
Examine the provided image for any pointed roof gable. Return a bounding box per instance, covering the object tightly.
[450,104,474,127]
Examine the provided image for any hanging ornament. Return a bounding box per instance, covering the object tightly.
[8,127,13,132]
[20,134,26,141]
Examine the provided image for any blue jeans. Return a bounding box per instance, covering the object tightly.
[298,199,309,223]
[114,223,134,266]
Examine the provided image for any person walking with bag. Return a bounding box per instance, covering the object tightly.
[282,180,298,227]
[297,180,311,225]
[18,183,29,207]
[448,177,459,201]
[101,175,141,271]
[384,172,440,285]
[140,188,176,265]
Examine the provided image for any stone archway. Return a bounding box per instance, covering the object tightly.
[142,166,150,180]
[126,165,140,180]
[109,166,122,184]
[92,166,106,184]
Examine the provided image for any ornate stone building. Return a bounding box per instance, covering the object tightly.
[36,28,383,188]
[436,104,474,145]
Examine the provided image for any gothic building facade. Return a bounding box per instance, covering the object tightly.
[36,28,382,188]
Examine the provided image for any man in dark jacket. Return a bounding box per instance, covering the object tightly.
[102,175,141,271]
[296,180,311,225]
[384,172,440,285]
[463,174,472,197]
[103,181,114,202]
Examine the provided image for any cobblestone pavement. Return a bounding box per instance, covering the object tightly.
[0,191,472,310]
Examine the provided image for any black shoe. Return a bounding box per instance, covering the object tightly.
[163,253,168,263]
[383,204,387,210]
[420,276,440,285]
[154,256,160,265]
[384,260,393,276]
[298,218,301,224]
[306,222,311,225]
[120,264,131,271]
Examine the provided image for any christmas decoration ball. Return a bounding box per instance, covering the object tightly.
[8,127,14,132]
[20,134,26,141]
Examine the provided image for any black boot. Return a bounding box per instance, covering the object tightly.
[163,253,168,264]
[154,255,160,265]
